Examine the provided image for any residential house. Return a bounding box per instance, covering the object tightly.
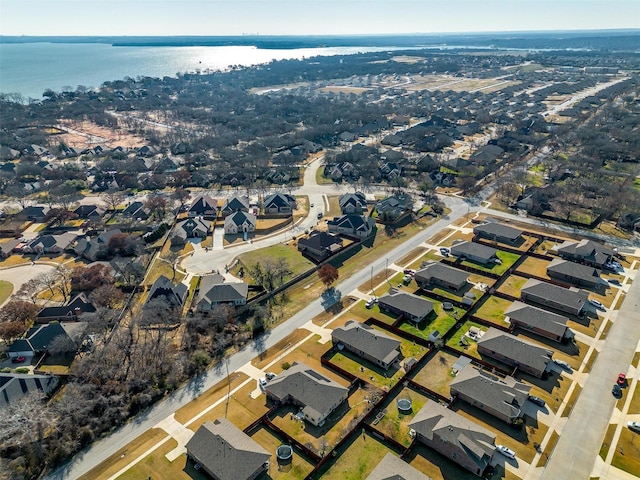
[450,241,498,265]
[224,211,257,235]
[409,400,496,477]
[137,145,159,157]
[332,320,401,370]
[378,289,434,323]
[145,275,188,309]
[450,366,530,424]
[264,361,348,427]
[469,144,504,166]
[74,229,123,261]
[263,193,296,214]
[17,205,49,222]
[185,418,270,480]
[24,232,77,254]
[121,201,150,220]
[7,322,87,360]
[24,144,49,156]
[338,192,367,214]
[196,275,248,310]
[221,195,250,217]
[171,217,211,246]
[556,239,615,268]
[505,301,573,343]
[375,194,413,223]
[327,215,376,238]
[477,328,553,378]
[297,230,343,261]
[73,204,106,222]
[414,262,469,291]
[0,373,59,407]
[338,131,357,142]
[327,162,359,181]
[473,222,523,245]
[187,195,218,219]
[0,238,22,258]
[546,258,605,289]
[520,278,588,316]
[366,453,430,480]
[37,293,97,321]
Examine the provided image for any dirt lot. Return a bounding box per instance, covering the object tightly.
[57,119,146,149]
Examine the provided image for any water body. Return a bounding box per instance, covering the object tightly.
[0,42,401,100]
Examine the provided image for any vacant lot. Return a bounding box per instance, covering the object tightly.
[238,243,315,278]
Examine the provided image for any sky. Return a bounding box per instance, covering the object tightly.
[1,0,638,37]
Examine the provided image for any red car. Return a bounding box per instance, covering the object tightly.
[617,373,626,386]
[12,356,26,364]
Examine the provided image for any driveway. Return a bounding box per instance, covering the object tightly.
[0,263,56,307]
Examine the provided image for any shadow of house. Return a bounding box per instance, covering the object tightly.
[450,365,530,424]
[185,418,270,480]
[477,328,553,378]
[264,361,348,427]
[409,400,496,477]
[332,320,401,371]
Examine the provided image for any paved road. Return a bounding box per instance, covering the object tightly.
[47,195,468,479]
[0,263,56,307]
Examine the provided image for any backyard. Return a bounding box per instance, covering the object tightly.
[411,350,462,397]
[370,386,431,447]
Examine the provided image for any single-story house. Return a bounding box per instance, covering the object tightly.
[24,232,77,254]
[121,201,150,220]
[74,229,123,261]
[409,400,496,477]
[546,258,605,289]
[332,320,401,370]
[378,289,434,323]
[187,195,218,219]
[0,238,22,258]
[6,322,87,359]
[477,328,553,378]
[450,365,530,424]
[520,278,588,316]
[327,215,376,238]
[450,241,498,265]
[297,230,343,261]
[73,204,106,221]
[473,222,523,245]
[17,205,50,222]
[196,274,248,310]
[185,418,270,480]
[145,275,188,309]
[366,453,430,480]
[0,373,60,407]
[263,193,296,214]
[556,239,615,268]
[221,195,250,216]
[469,144,504,166]
[171,217,211,245]
[224,211,256,235]
[414,262,470,291]
[375,194,413,223]
[265,361,348,427]
[505,301,573,343]
[37,293,97,321]
[339,192,367,215]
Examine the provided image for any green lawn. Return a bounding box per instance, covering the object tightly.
[371,387,430,447]
[397,300,462,341]
[457,250,520,276]
[472,295,513,326]
[318,431,393,480]
[497,274,529,297]
[0,280,14,305]
[237,243,315,278]
[445,321,488,359]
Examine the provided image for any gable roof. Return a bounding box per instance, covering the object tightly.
[185,418,270,480]
[450,366,530,421]
[366,453,430,480]
[73,204,105,218]
[478,328,553,373]
[327,214,375,234]
[37,293,97,319]
[414,262,469,288]
[146,275,188,308]
[265,361,348,422]
[378,289,434,320]
[197,276,248,305]
[557,239,614,266]
[521,278,589,310]
[222,195,250,212]
[409,400,495,471]
[505,301,569,338]
[339,192,367,210]
[224,211,256,229]
[263,192,295,209]
[175,217,211,237]
[473,222,523,242]
[297,231,343,254]
[28,232,77,251]
[332,320,401,366]
[450,241,497,262]
[188,195,217,215]
[547,258,603,284]
[0,373,59,407]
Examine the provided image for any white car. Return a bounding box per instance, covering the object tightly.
[553,359,571,370]
[589,299,605,310]
[628,421,640,432]
[365,298,376,309]
[259,378,268,389]
[496,445,516,459]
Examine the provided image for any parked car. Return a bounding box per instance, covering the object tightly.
[265,372,276,381]
[628,421,640,432]
[310,203,314,208]
[528,395,546,407]
[439,247,449,256]
[589,299,605,310]
[11,356,26,364]
[617,373,626,386]
[365,298,376,309]
[317,212,323,219]
[403,268,416,276]
[612,384,622,397]
[553,359,571,370]
[259,378,268,389]
[496,445,516,459]
[402,275,412,285]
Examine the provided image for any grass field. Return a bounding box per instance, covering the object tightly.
[318,431,393,480]
[371,386,430,447]
[412,350,460,397]
[611,428,640,477]
[472,296,513,326]
[446,321,488,360]
[0,280,14,304]
[237,243,315,278]
[600,423,616,460]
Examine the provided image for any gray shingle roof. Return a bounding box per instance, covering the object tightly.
[409,400,495,471]
[473,222,523,242]
[185,418,270,480]
[478,328,553,373]
[265,361,348,422]
[378,290,434,320]
[414,262,469,289]
[146,275,188,307]
[557,239,614,266]
[521,278,588,311]
[197,276,248,305]
[332,320,400,366]
[450,366,530,421]
[366,453,431,480]
[547,258,602,284]
[450,241,497,262]
[505,301,569,338]
[0,373,59,407]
